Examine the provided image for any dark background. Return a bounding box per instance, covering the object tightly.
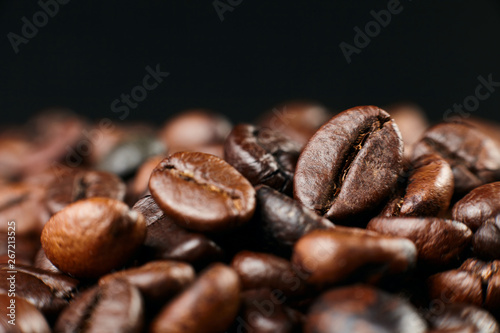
[1,0,500,126]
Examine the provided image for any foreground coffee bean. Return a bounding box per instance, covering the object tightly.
[452,181,500,231]
[473,215,500,259]
[224,124,301,194]
[55,279,143,333]
[459,259,500,309]
[41,198,146,278]
[412,122,500,196]
[427,270,483,306]
[294,105,403,221]
[427,303,499,333]
[367,217,472,265]
[292,228,416,288]
[150,263,240,333]
[0,293,51,333]
[149,152,256,232]
[305,284,427,333]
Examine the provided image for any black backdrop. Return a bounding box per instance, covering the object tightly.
[1,0,500,125]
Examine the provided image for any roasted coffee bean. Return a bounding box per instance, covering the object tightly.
[0,264,78,315]
[252,185,334,256]
[305,284,427,333]
[428,270,483,306]
[46,168,126,214]
[473,215,500,259]
[159,110,231,153]
[257,101,332,147]
[230,289,302,333]
[459,259,500,309]
[0,293,51,333]
[452,182,500,231]
[231,251,309,297]
[149,152,256,232]
[97,136,166,178]
[224,124,301,194]
[99,260,195,305]
[41,198,146,278]
[463,117,500,147]
[55,279,143,333]
[133,195,223,265]
[150,263,240,333]
[0,232,40,265]
[381,154,454,217]
[294,105,403,221]
[129,155,165,201]
[34,248,61,274]
[412,122,500,196]
[292,228,416,288]
[428,304,499,333]
[367,217,472,265]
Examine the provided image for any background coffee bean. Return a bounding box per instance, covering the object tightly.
[427,270,483,306]
[34,248,61,274]
[149,152,256,232]
[129,155,165,202]
[0,293,51,333]
[55,279,143,333]
[473,215,500,259]
[224,124,301,194]
[41,198,146,278]
[427,303,499,333]
[150,263,240,333]
[294,105,403,222]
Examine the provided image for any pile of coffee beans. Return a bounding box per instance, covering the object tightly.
[1,102,500,332]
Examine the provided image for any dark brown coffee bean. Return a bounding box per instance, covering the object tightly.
[257,101,332,147]
[292,228,416,288]
[231,251,309,297]
[41,198,146,278]
[0,293,51,333]
[306,284,427,333]
[55,279,143,333]
[150,263,240,333]
[129,155,165,201]
[224,124,301,194]
[427,303,499,333]
[252,185,334,256]
[459,259,500,310]
[452,182,500,231]
[0,233,40,265]
[294,105,403,221]
[412,122,500,196]
[367,217,472,265]
[46,168,126,214]
[473,215,500,259]
[99,260,195,305]
[133,195,223,265]
[428,270,483,306]
[149,152,256,232]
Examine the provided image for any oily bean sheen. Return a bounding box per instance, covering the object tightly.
[473,215,500,259]
[428,304,499,333]
[224,124,301,194]
[294,105,403,221]
[305,285,427,333]
[149,152,256,232]
[41,198,146,278]
[452,182,500,231]
[150,263,240,333]
[0,294,51,333]
[292,228,416,287]
[367,217,472,265]
[412,122,500,196]
[54,279,144,333]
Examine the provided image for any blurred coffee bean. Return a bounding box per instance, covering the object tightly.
[257,101,332,147]
[452,182,500,231]
[427,303,499,333]
[231,251,309,297]
[34,248,61,274]
[150,263,240,333]
[294,105,403,222]
[149,152,256,232]
[305,284,427,333]
[463,117,500,147]
[385,103,429,158]
[473,215,500,259]
[224,124,301,194]
[133,195,223,265]
[99,260,195,305]
[0,233,40,265]
[292,228,416,288]
[428,270,483,306]
[252,185,334,256]
[41,198,146,278]
[129,155,165,201]
[0,293,51,333]
[55,279,143,333]
[0,137,32,180]
[46,168,126,214]
[367,217,472,265]
[412,122,500,196]
[0,264,78,316]
[97,136,166,178]
[159,110,231,153]
[459,259,500,309]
